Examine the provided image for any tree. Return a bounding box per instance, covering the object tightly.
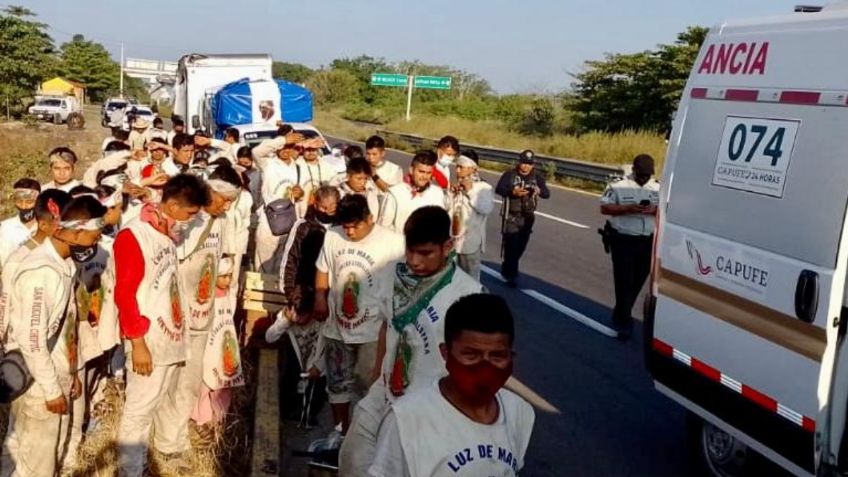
[0,6,57,110]
[305,69,361,106]
[519,97,556,136]
[568,26,708,133]
[272,62,314,84]
[58,34,121,102]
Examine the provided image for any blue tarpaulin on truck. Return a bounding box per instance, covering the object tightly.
[210,78,313,132]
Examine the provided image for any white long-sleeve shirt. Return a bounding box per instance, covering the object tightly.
[381,183,447,233]
[83,150,132,188]
[0,216,35,270]
[7,241,76,401]
[252,137,305,206]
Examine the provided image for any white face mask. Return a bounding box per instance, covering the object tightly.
[439,154,455,167]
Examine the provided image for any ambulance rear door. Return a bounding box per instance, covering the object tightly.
[649,11,848,476]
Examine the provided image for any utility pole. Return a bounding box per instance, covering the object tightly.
[405,75,414,122]
[119,42,125,98]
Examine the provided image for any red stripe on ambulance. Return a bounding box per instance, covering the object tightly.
[652,338,815,432]
[779,91,821,104]
[725,89,759,102]
[690,88,708,99]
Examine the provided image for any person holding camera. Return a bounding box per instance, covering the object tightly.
[600,154,660,340]
[495,150,550,287]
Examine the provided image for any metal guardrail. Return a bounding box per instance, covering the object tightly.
[376,129,625,184]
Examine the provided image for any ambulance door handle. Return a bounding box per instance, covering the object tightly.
[794,270,819,324]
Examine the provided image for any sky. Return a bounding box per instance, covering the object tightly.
[13,0,804,93]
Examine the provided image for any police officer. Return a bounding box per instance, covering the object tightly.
[495,150,550,287]
[600,154,660,340]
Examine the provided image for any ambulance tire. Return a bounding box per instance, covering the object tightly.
[687,413,749,477]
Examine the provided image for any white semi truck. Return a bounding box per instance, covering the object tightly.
[173,53,273,134]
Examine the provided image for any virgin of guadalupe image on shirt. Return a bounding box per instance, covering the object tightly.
[196,254,216,305]
[341,272,361,320]
[222,329,240,377]
[170,278,183,329]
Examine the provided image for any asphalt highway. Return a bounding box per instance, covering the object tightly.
[323,135,792,477]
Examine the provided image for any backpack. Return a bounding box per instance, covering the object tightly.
[264,165,301,236]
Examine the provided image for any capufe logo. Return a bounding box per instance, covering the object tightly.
[698,42,769,75]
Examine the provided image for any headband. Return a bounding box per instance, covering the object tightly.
[100,173,127,189]
[100,189,123,208]
[49,154,75,166]
[59,217,104,231]
[455,155,478,168]
[207,179,240,199]
[12,188,38,200]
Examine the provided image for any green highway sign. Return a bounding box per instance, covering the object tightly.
[414,76,452,90]
[371,73,409,87]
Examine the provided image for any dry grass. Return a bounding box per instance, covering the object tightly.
[0,107,105,216]
[383,114,668,170]
[312,110,375,143]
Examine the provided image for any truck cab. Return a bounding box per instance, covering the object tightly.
[648,3,848,476]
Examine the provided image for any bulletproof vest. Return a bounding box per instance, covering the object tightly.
[507,171,539,215]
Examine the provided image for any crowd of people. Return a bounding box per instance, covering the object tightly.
[0,117,546,477]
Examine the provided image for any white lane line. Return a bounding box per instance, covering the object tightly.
[492,199,589,229]
[480,265,618,338]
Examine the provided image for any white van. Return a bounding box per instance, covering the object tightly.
[648,4,848,476]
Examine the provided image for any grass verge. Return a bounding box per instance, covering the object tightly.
[316,109,667,172]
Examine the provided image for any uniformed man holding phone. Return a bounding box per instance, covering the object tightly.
[600,154,660,340]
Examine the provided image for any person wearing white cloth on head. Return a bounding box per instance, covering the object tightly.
[113,175,208,477]
[1,196,105,477]
[250,126,309,274]
[447,153,494,281]
[42,147,82,193]
[153,169,240,458]
[0,179,40,270]
[368,294,534,477]
[380,151,447,233]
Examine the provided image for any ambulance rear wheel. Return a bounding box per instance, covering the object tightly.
[698,419,748,477]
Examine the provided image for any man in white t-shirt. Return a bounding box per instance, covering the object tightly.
[0,179,40,269]
[42,147,82,193]
[313,194,405,435]
[369,294,534,477]
[339,206,483,476]
[335,157,382,223]
[381,151,446,233]
[365,135,403,193]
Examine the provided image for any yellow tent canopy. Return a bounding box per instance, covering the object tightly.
[40,77,86,103]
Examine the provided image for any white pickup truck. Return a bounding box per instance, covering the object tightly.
[28,96,81,124]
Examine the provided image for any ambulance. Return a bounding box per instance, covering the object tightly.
[647,3,848,476]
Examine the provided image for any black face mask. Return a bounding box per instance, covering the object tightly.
[314,211,335,225]
[17,207,35,223]
[634,173,651,185]
[70,245,97,263]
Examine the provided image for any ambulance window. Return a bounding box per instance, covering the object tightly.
[665,99,848,267]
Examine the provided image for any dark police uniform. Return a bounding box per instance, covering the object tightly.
[600,174,660,334]
[495,167,550,285]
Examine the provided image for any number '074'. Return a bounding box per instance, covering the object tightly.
[727,124,786,166]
